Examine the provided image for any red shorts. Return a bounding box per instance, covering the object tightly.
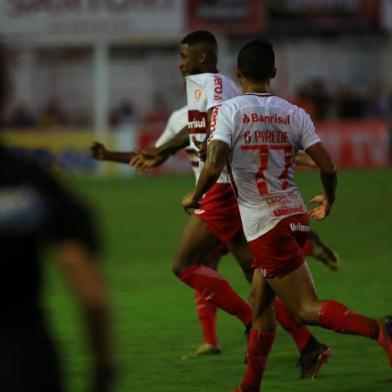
[249,214,309,279]
[193,183,243,244]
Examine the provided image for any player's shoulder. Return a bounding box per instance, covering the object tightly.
[165,105,188,132]
[219,94,249,111]
[211,73,239,90]
[275,96,311,118]
[187,72,236,87]
[169,105,188,121]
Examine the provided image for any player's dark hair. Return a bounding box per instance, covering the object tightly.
[237,40,275,81]
[181,30,217,48]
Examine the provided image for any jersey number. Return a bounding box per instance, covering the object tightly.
[241,145,292,196]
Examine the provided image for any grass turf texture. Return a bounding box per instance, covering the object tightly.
[45,169,392,391]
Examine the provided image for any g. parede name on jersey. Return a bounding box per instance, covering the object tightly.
[242,112,290,144]
[242,129,288,144]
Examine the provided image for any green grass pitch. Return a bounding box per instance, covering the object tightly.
[45,169,392,391]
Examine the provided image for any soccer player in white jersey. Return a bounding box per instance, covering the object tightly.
[130,31,338,377]
[182,39,392,391]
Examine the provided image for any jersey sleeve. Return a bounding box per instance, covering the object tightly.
[209,104,233,147]
[294,108,321,150]
[154,107,187,147]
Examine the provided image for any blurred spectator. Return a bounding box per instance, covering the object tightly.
[143,93,170,125]
[292,79,391,121]
[292,80,331,120]
[364,84,392,119]
[291,87,317,119]
[71,107,92,128]
[7,103,36,128]
[336,86,366,119]
[39,100,67,128]
[110,101,136,129]
[305,80,331,120]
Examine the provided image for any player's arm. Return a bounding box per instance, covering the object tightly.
[40,168,114,392]
[130,125,189,171]
[56,241,112,391]
[305,142,337,220]
[156,124,190,156]
[182,140,229,212]
[91,141,136,164]
[295,152,316,168]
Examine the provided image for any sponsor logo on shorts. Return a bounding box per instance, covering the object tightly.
[290,223,310,232]
[194,209,205,215]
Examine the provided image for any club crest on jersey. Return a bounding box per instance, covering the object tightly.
[194,88,202,101]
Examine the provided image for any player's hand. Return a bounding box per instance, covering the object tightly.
[193,136,208,162]
[91,142,108,161]
[182,192,201,214]
[308,194,332,220]
[129,148,167,172]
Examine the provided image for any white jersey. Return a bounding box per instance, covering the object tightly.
[154,106,199,177]
[210,93,321,241]
[185,72,241,183]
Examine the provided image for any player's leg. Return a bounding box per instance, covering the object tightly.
[182,245,226,359]
[268,262,379,335]
[173,214,252,327]
[304,230,339,271]
[249,214,379,338]
[229,229,331,378]
[234,268,276,392]
[264,224,392,367]
[273,297,331,379]
[227,230,254,283]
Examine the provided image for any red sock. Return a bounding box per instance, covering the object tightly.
[240,329,276,392]
[302,239,314,256]
[319,300,379,339]
[195,290,218,347]
[274,297,311,351]
[179,265,252,326]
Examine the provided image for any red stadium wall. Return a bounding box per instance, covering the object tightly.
[316,120,390,168]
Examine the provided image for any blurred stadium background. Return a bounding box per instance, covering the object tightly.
[1,1,392,391]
